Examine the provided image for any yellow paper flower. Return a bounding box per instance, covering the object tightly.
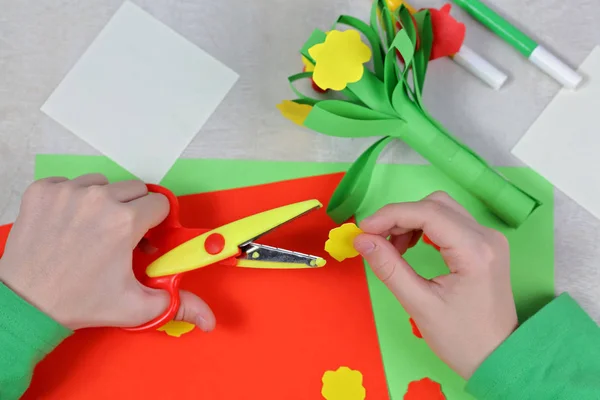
[321,366,366,400]
[157,321,195,337]
[276,100,313,126]
[308,30,372,91]
[324,223,363,262]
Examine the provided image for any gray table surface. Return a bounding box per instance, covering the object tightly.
[1,0,599,322]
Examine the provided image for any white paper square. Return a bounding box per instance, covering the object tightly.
[41,1,238,182]
[512,46,600,220]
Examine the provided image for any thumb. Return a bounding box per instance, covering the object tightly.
[173,290,216,332]
[137,288,216,332]
[354,233,432,309]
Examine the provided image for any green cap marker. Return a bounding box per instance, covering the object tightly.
[452,0,583,89]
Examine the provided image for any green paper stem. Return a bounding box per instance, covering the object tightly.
[398,102,539,227]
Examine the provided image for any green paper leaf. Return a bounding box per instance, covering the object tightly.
[411,10,433,106]
[383,48,400,106]
[300,29,327,63]
[346,71,397,116]
[327,137,394,223]
[391,29,415,80]
[380,3,395,50]
[288,72,321,106]
[304,100,405,138]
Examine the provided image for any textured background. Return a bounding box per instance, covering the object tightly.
[1,0,599,321]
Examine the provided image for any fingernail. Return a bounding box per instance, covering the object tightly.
[196,316,213,332]
[354,238,375,255]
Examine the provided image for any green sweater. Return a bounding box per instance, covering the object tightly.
[0,284,598,399]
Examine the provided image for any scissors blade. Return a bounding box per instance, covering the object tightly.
[238,201,322,246]
[237,243,326,269]
[145,199,324,277]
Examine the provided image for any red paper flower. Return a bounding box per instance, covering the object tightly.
[404,378,446,400]
[409,317,422,338]
[428,4,466,60]
[395,4,466,62]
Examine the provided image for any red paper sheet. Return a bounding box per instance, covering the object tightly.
[0,173,388,399]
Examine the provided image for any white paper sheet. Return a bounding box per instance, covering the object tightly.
[512,46,600,220]
[41,1,238,182]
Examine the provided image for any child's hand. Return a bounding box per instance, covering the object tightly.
[354,192,517,379]
[0,175,216,331]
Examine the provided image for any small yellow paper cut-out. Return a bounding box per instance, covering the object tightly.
[308,30,372,91]
[157,321,195,338]
[321,366,366,400]
[276,100,313,126]
[324,223,364,262]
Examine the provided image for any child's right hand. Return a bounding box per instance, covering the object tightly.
[354,192,518,380]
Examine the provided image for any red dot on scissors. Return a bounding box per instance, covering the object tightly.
[204,233,225,255]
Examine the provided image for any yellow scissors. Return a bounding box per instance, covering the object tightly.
[128,184,326,331]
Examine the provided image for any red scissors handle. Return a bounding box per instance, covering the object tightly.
[126,274,183,332]
[126,184,199,332]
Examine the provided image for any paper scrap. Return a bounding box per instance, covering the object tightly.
[157,321,195,337]
[40,1,238,183]
[512,46,600,221]
[409,318,422,339]
[324,223,363,262]
[308,30,371,91]
[321,367,366,400]
[404,378,446,400]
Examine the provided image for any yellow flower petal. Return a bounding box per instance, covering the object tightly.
[276,100,313,126]
[321,366,366,400]
[324,223,363,262]
[157,321,195,338]
[308,30,372,91]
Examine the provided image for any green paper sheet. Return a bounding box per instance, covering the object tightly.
[35,155,553,399]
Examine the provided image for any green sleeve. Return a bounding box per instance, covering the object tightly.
[0,282,72,399]
[467,293,600,400]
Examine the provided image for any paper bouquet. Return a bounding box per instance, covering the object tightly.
[278,0,539,228]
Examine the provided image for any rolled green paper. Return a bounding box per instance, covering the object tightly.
[284,1,540,227]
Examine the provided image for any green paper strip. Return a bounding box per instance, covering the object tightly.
[408,9,433,107]
[327,137,394,223]
[347,71,397,116]
[304,100,405,139]
[288,72,320,106]
[300,29,327,64]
